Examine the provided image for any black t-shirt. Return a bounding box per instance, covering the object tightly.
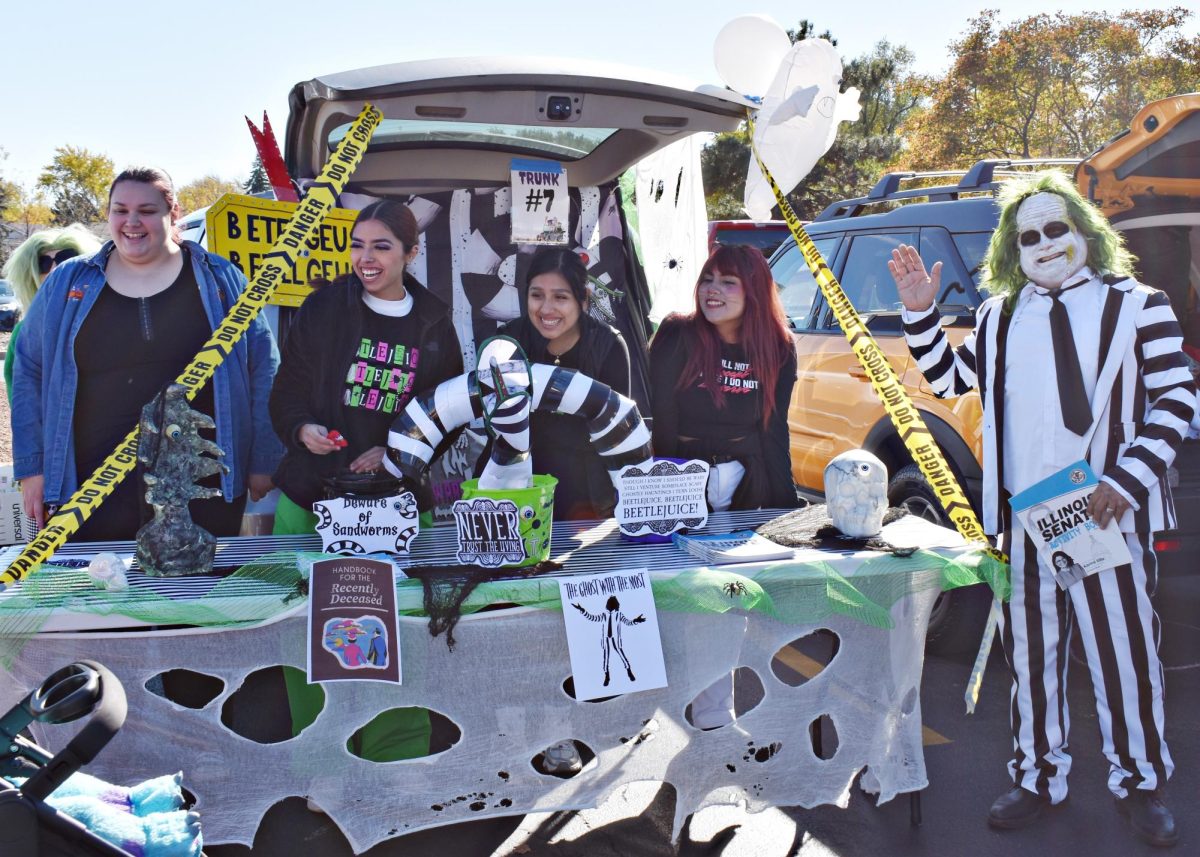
[673,342,767,444]
[70,248,239,539]
[339,303,423,459]
[73,248,215,473]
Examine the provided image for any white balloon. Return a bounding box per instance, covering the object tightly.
[713,15,792,96]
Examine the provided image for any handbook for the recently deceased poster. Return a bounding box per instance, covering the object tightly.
[1009,460,1132,590]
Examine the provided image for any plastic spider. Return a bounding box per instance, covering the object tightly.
[722,580,748,599]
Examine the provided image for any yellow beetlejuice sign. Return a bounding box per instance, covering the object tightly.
[207,194,359,307]
[0,103,383,588]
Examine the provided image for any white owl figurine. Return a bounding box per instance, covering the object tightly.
[824,450,889,538]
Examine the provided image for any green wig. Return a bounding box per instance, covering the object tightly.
[1,224,101,312]
[981,171,1136,313]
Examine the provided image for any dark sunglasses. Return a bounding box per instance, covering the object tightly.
[38,248,80,275]
[1018,221,1071,247]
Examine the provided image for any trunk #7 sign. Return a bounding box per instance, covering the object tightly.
[510,158,569,245]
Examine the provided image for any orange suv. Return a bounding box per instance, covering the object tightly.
[770,93,1200,652]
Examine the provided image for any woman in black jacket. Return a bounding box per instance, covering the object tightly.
[496,246,630,521]
[269,200,463,533]
[269,200,462,763]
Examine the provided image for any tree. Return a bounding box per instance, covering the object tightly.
[38,146,114,225]
[178,175,242,214]
[1,184,54,231]
[243,156,269,194]
[0,149,15,268]
[900,8,1200,169]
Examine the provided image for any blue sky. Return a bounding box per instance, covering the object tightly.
[1,1,1193,191]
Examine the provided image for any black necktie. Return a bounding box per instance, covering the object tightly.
[1045,282,1092,436]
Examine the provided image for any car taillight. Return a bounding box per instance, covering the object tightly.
[1153,538,1181,553]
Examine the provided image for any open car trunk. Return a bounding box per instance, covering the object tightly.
[284,57,750,514]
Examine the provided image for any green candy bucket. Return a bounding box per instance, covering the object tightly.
[459,475,557,566]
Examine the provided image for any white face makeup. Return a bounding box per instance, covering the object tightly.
[1016,192,1089,289]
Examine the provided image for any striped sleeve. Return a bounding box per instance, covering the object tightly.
[1104,290,1199,504]
[901,304,979,398]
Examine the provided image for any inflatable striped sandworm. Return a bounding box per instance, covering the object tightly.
[383,363,652,487]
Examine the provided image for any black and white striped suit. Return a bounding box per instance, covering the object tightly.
[902,273,1197,800]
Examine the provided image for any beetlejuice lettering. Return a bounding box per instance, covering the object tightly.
[345,338,419,414]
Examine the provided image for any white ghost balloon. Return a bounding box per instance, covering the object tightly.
[824,449,889,538]
[713,15,793,97]
[744,38,862,222]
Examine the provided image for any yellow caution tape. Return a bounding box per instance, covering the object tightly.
[748,116,1004,563]
[1,103,383,588]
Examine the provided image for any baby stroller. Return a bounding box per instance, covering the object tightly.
[0,660,201,856]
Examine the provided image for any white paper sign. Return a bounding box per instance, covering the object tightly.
[559,569,667,701]
[510,158,569,244]
[312,492,419,555]
[615,459,710,536]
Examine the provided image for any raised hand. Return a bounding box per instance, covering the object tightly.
[887,244,941,313]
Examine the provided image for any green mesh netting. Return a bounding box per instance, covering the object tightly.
[2,546,1008,668]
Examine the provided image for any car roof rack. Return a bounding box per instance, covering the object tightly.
[813,158,1081,221]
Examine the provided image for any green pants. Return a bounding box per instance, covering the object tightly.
[275,492,432,761]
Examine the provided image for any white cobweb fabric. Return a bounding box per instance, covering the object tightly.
[2,587,935,853]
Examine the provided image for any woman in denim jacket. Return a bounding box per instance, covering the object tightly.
[11,166,283,539]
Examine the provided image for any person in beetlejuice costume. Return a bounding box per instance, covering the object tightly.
[889,171,1196,847]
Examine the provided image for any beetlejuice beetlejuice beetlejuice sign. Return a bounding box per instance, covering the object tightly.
[615,459,710,537]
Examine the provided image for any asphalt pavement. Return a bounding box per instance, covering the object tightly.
[207,574,1199,856]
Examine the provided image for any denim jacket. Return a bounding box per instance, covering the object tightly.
[11,241,284,504]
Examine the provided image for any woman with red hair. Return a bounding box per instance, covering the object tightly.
[649,244,798,511]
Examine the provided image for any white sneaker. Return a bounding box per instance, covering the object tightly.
[541,740,582,775]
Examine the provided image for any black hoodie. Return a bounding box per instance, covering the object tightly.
[269,273,463,510]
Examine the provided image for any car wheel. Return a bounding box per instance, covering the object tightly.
[888,464,992,659]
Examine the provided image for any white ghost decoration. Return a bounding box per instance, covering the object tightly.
[634,135,708,323]
[743,38,862,222]
[824,449,888,538]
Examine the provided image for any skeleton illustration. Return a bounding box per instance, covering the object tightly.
[135,384,228,577]
[572,595,646,686]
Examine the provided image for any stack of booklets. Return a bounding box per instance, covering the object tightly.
[672,530,794,565]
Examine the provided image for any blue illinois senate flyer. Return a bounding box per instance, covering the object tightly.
[1010,461,1132,590]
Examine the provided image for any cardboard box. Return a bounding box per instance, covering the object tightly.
[0,465,35,546]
